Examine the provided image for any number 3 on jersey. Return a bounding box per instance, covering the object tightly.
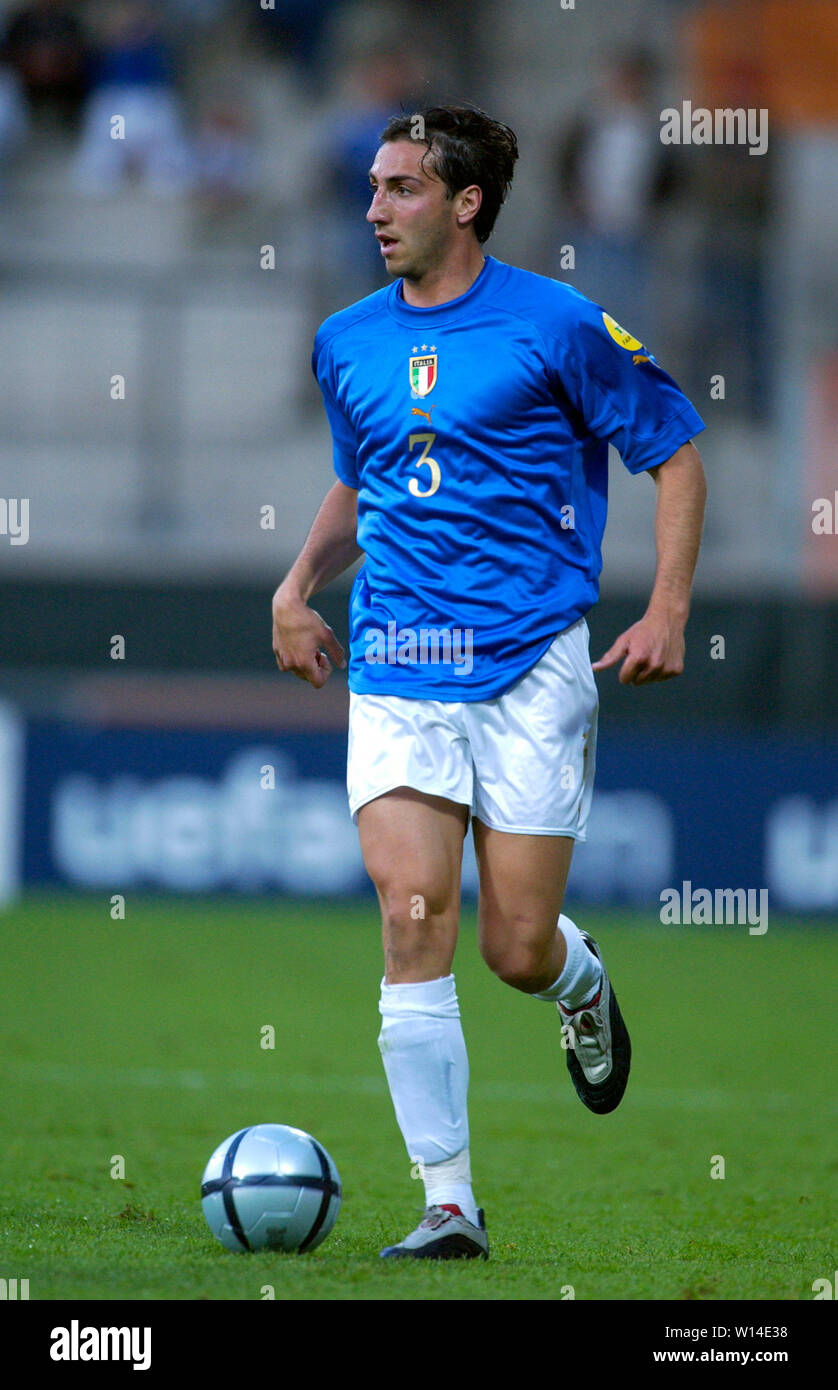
[408,432,441,498]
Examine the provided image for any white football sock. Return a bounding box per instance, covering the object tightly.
[532,914,602,1010]
[421,1147,479,1227]
[378,974,477,1221]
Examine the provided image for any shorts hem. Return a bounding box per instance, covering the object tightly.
[471,813,588,840]
[349,780,473,825]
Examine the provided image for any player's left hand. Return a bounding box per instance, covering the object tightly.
[592,611,685,685]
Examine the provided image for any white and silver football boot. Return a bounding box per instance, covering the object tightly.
[380,1205,489,1260]
[558,931,631,1114]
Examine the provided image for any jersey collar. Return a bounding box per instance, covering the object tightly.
[386,255,500,326]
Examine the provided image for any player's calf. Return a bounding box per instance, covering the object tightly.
[478,907,569,994]
[480,936,560,994]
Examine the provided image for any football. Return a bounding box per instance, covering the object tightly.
[201,1123,342,1253]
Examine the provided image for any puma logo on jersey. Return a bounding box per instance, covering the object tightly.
[411,405,435,426]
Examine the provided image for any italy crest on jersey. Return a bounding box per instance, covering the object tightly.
[410,354,437,398]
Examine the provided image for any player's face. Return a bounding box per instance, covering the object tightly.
[366,139,463,281]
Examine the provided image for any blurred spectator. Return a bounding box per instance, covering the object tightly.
[2,0,89,129]
[246,0,346,90]
[168,0,230,20]
[72,1,193,195]
[401,0,485,94]
[318,42,423,298]
[684,58,774,420]
[191,99,257,213]
[0,59,30,176]
[554,47,679,341]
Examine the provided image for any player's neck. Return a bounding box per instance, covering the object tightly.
[400,248,486,309]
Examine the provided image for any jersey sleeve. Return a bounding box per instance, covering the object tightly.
[546,292,706,473]
[311,330,360,488]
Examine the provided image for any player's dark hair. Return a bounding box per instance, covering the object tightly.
[378,105,519,244]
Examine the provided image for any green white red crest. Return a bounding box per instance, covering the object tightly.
[410,354,438,397]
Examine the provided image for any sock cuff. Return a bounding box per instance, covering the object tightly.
[532,916,602,1005]
[379,973,459,1018]
[532,973,563,1002]
[532,915,582,1000]
[423,1145,472,1183]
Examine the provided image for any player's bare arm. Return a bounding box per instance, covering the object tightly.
[272,480,361,687]
[593,439,707,686]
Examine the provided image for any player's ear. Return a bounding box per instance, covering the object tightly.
[454,184,482,231]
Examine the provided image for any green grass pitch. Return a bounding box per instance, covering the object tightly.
[0,893,834,1301]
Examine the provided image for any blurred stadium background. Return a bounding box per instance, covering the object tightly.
[0,0,837,912]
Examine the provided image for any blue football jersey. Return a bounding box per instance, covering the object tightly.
[312,255,705,700]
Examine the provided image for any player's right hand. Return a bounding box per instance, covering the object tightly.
[272,592,346,689]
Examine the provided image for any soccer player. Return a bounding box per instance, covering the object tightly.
[272,105,706,1260]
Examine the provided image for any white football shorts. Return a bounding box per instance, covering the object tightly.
[346,617,598,838]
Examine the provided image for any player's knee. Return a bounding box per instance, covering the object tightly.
[382,904,455,980]
[480,932,551,993]
[379,875,458,982]
[376,876,451,930]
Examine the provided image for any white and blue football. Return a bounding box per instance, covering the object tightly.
[201,1124,341,1253]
